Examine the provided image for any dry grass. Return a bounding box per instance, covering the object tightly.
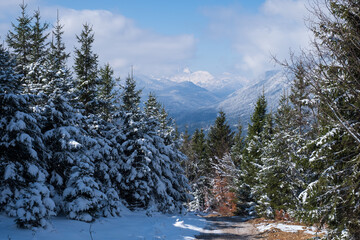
[249,218,326,240]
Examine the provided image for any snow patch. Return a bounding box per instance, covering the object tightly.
[256,222,327,235]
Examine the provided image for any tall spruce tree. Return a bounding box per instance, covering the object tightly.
[295,1,360,237]
[25,9,49,95]
[0,44,55,228]
[238,93,268,215]
[256,94,304,218]
[187,129,211,211]
[231,123,245,167]
[47,13,71,81]
[6,2,32,77]
[207,111,234,160]
[143,94,191,213]
[73,23,99,113]
[242,93,268,188]
[30,9,49,64]
[97,63,117,120]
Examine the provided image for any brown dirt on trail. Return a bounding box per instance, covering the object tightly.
[196,216,325,240]
[195,216,264,240]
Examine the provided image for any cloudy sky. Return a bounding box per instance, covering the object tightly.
[0,0,312,79]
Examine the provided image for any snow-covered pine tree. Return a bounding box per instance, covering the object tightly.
[69,25,121,220]
[144,93,191,213]
[10,7,50,95]
[30,9,49,65]
[91,63,123,217]
[118,75,151,210]
[295,1,360,237]
[206,111,236,213]
[256,94,304,218]
[73,23,99,114]
[238,93,268,215]
[38,16,93,216]
[0,44,55,228]
[231,123,245,167]
[186,129,211,211]
[97,63,117,120]
[46,12,71,84]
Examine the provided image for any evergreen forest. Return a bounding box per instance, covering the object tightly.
[1,1,360,239]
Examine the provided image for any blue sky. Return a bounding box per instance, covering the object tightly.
[0,0,311,80]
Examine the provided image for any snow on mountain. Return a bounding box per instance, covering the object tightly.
[131,70,288,133]
[134,74,220,117]
[170,68,245,97]
[218,70,290,128]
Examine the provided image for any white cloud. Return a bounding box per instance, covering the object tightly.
[204,0,311,77]
[1,3,196,77]
[43,8,196,77]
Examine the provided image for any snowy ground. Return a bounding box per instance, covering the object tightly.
[0,209,214,240]
[256,221,327,235]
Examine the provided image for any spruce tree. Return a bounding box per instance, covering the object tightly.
[207,111,234,160]
[231,123,245,167]
[187,129,212,211]
[73,23,99,113]
[30,9,49,65]
[6,2,32,77]
[238,93,268,215]
[24,9,50,95]
[47,13,71,81]
[293,1,360,237]
[121,78,190,212]
[256,95,304,218]
[97,63,118,120]
[242,93,268,188]
[0,44,55,228]
[119,75,150,209]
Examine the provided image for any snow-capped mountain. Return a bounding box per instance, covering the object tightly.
[170,68,245,97]
[133,70,289,133]
[134,74,220,118]
[218,70,290,128]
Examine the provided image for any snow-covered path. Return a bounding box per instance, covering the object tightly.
[195,216,263,240]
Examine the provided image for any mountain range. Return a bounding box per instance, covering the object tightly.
[134,69,289,133]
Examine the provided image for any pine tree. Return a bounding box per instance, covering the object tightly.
[73,23,99,113]
[187,129,212,211]
[97,63,118,120]
[120,79,190,212]
[29,9,49,64]
[24,9,50,95]
[0,44,55,228]
[231,123,245,167]
[256,94,304,218]
[291,1,360,237]
[207,111,234,160]
[238,93,268,215]
[241,93,268,189]
[6,2,32,77]
[47,12,71,81]
[119,75,150,209]
[145,97,191,213]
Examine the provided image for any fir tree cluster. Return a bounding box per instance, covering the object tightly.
[0,3,190,228]
[182,1,360,238]
[181,111,239,215]
[241,1,360,238]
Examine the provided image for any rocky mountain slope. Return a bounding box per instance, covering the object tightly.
[134,70,289,133]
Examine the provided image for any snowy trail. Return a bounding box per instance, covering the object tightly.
[195,216,263,240]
